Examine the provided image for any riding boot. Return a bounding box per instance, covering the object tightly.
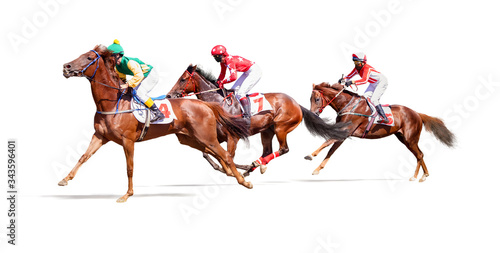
[150,104,165,122]
[375,104,389,124]
[239,96,251,126]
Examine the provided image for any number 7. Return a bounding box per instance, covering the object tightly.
[253,97,263,112]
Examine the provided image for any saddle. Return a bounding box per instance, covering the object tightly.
[338,96,394,138]
[131,93,177,125]
[361,98,394,137]
[224,92,273,117]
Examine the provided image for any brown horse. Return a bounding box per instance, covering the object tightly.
[167,65,349,176]
[307,82,456,182]
[61,45,252,202]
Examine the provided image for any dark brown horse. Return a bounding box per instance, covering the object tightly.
[167,65,349,176]
[61,45,251,202]
[307,82,456,182]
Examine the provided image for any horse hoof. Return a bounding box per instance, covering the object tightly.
[312,170,319,175]
[116,197,128,203]
[304,155,313,161]
[409,177,417,181]
[260,165,267,174]
[243,181,253,189]
[419,177,427,183]
[58,179,68,186]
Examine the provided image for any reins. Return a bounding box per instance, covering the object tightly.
[318,86,346,113]
[180,70,221,97]
[81,50,138,115]
[178,70,235,106]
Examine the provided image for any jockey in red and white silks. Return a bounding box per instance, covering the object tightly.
[212,45,262,119]
[340,52,389,123]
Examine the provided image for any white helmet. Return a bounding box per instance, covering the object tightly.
[352,52,367,62]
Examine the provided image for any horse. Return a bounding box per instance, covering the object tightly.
[166,65,349,176]
[307,82,456,182]
[61,45,252,202]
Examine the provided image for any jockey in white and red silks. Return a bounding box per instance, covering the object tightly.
[340,52,389,123]
[211,45,262,120]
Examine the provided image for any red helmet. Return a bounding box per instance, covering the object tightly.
[211,45,228,56]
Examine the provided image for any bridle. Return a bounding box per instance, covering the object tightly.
[178,70,221,97]
[80,50,131,115]
[317,86,346,113]
[81,50,123,91]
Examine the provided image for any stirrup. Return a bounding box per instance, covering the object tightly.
[377,116,389,124]
[151,109,165,122]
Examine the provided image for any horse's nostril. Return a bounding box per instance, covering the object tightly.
[65,64,71,69]
[166,95,171,98]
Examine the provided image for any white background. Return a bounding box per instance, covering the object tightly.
[1,0,499,252]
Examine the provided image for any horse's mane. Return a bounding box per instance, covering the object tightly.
[187,65,217,86]
[316,82,358,98]
[93,44,121,85]
[187,65,225,96]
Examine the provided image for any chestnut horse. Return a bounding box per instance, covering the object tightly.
[307,82,456,182]
[167,65,349,176]
[61,45,251,202]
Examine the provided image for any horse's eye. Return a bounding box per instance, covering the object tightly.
[315,98,320,103]
[87,57,92,61]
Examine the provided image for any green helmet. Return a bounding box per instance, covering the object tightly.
[107,39,124,55]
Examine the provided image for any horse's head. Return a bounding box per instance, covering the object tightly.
[310,82,345,115]
[167,65,219,99]
[166,65,199,98]
[63,45,105,79]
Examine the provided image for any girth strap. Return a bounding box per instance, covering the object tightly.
[137,109,151,142]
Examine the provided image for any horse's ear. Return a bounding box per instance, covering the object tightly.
[187,64,196,74]
[312,83,315,89]
[192,65,197,72]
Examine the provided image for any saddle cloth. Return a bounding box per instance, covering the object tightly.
[131,95,177,124]
[246,93,273,116]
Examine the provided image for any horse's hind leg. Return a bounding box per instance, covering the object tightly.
[176,134,227,174]
[304,139,336,161]
[312,140,344,175]
[58,133,107,186]
[395,132,428,182]
[210,144,252,188]
[244,128,275,177]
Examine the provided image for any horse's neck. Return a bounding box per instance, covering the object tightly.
[90,68,121,112]
[196,77,225,102]
[331,92,354,112]
[197,92,224,103]
[196,79,240,114]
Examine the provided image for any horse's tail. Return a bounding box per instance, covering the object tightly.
[300,105,350,140]
[419,113,456,147]
[206,102,250,141]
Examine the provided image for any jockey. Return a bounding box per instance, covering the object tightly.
[107,39,165,122]
[340,52,389,124]
[211,45,262,120]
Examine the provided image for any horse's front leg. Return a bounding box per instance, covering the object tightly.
[58,133,108,186]
[117,138,135,203]
[304,138,336,161]
[312,140,345,175]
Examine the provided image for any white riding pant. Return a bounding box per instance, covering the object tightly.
[363,74,388,106]
[231,64,262,100]
[134,68,159,104]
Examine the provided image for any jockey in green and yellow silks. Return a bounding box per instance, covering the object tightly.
[107,39,165,122]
